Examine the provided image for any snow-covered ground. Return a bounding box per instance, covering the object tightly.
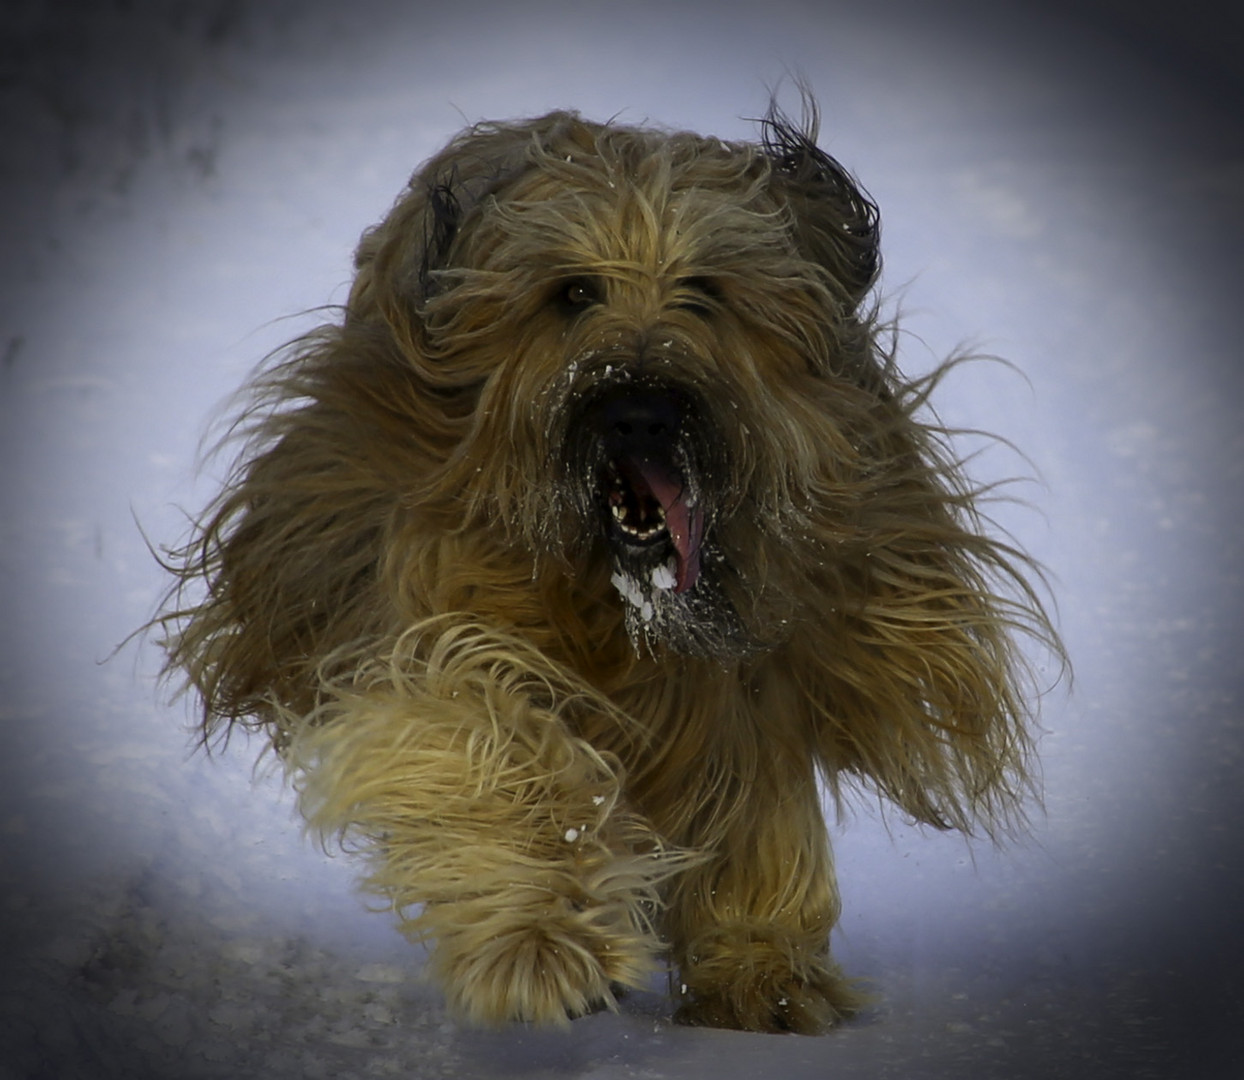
[2,2,1241,1077]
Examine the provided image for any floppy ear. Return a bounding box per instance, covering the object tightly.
[344,155,480,359]
[760,98,881,308]
[347,112,590,359]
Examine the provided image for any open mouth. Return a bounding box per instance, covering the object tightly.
[601,454,704,594]
[606,459,670,543]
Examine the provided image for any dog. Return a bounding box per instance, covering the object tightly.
[156,99,1060,1034]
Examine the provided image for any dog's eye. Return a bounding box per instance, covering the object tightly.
[673,276,722,317]
[557,278,601,311]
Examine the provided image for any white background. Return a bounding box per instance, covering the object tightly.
[1,1,1241,1076]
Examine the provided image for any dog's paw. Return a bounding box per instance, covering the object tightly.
[428,897,656,1027]
[673,928,868,1034]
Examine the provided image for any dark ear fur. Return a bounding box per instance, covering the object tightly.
[420,177,465,299]
[760,97,881,306]
[347,113,588,345]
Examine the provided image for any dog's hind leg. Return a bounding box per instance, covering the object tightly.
[660,753,867,1034]
[285,622,688,1027]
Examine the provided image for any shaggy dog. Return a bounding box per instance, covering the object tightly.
[157,100,1060,1034]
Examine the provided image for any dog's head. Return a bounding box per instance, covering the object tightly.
[347,103,903,655]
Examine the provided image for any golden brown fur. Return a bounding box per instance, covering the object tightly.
[156,100,1062,1034]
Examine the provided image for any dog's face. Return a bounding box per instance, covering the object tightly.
[351,111,886,656]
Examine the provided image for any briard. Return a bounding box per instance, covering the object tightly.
[157,100,1060,1034]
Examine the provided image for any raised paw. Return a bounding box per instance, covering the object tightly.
[425,894,658,1027]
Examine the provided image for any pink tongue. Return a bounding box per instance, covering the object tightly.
[632,458,704,594]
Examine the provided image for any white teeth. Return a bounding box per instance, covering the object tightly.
[610,499,666,540]
[619,521,664,540]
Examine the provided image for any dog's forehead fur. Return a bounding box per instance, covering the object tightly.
[351,109,880,323]
[462,118,784,271]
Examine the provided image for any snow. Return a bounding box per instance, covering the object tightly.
[650,560,677,592]
[612,570,655,622]
[2,1,1242,1077]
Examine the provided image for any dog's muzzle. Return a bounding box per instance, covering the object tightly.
[576,384,707,594]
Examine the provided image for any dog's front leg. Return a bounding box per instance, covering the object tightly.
[660,759,865,1034]
[286,627,687,1027]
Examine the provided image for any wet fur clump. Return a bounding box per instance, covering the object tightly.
[153,97,1063,1034]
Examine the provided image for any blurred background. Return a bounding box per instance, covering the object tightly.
[1,1,1241,1076]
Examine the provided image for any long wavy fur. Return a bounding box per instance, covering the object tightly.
[153,96,1064,1033]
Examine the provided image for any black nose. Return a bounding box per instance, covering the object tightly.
[594,390,684,455]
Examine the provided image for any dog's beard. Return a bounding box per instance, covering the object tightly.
[608,556,752,661]
[554,373,758,661]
